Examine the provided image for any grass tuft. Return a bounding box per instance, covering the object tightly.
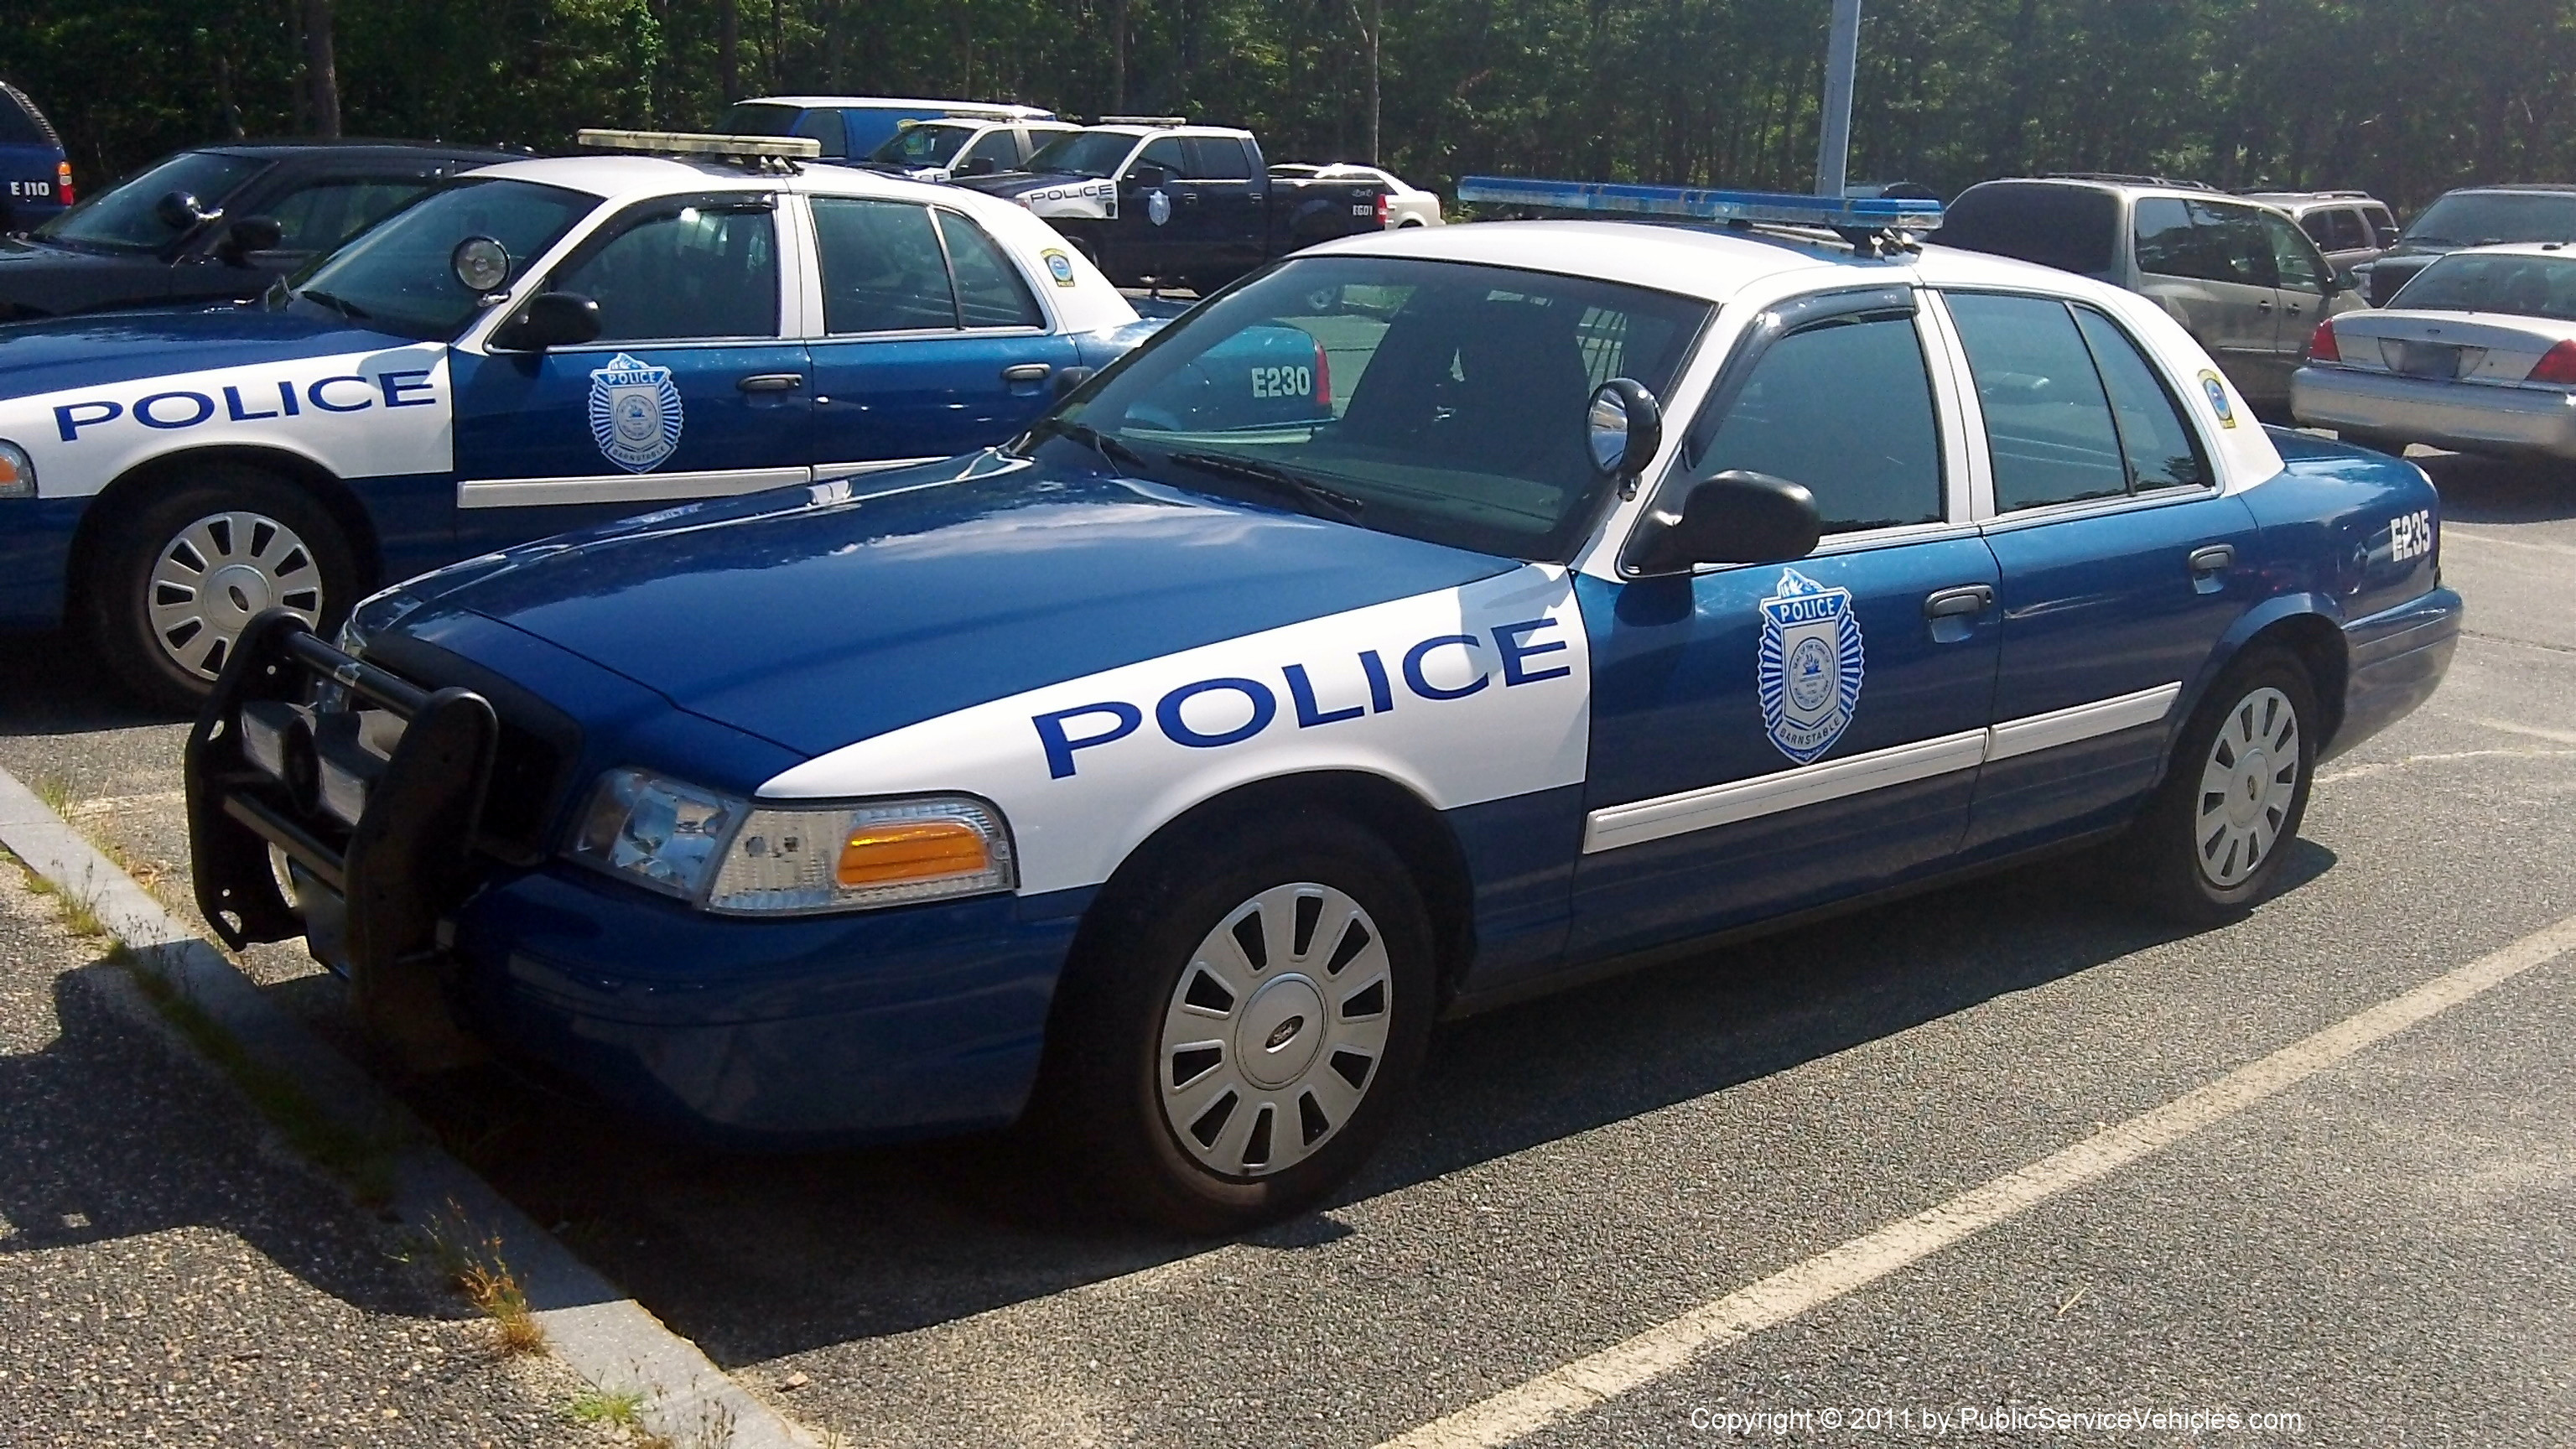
[567,1387,648,1427]
[30,774,73,817]
[418,1201,548,1357]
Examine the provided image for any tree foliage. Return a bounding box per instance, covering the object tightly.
[8,0,2576,209]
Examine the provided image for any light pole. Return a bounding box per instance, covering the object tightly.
[1814,0,1862,196]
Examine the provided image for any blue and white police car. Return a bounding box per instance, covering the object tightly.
[0,132,1197,709]
[185,182,2461,1231]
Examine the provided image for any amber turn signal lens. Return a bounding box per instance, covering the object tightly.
[836,818,990,887]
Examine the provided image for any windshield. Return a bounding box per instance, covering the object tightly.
[2390,252,2576,320]
[1040,256,1710,559]
[870,122,975,168]
[35,150,267,253]
[2403,192,2576,248]
[714,102,805,137]
[1024,131,1139,178]
[283,178,595,340]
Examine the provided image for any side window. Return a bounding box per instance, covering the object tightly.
[2132,198,2202,280]
[2365,205,2399,247]
[1685,311,1943,535]
[795,109,848,158]
[1945,293,2127,512]
[1182,136,1253,180]
[2259,211,2324,293]
[1134,137,1187,179]
[2297,210,2334,245]
[2324,208,2368,252]
[936,210,1042,329]
[2071,308,2212,491]
[263,178,432,253]
[960,130,1018,172]
[810,198,956,333]
[2194,201,2279,288]
[552,202,778,341]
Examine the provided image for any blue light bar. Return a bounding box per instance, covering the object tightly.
[1454,176,1941,232]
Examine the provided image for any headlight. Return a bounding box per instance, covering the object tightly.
[566,770,1015,914]
[0,439,34,499]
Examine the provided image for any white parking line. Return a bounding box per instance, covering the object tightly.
[2443,527,2576,559]
[1375,912,2576,1449]
[2466,715,2576,747]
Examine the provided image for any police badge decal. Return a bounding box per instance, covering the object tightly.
[587,353,684,472]
[1757,567,1865,765]
[1147,189,1172,226]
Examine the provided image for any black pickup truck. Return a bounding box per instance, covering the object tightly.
[953,122,1387,290]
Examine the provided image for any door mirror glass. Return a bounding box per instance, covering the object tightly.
[215,215,284,266]
[496,291,601,351]
[1586,378,1663,477]
[154,190,210,231]
[1629,470,1820,575]
[1128,164,1168,190]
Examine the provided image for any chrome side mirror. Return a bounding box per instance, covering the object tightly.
[1586,378,1664,479]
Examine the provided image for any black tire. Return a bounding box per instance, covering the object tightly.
[89,463,361,714]
[2128,647,2318,924]
[1030,813,1437,1233]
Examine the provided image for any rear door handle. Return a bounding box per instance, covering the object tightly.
[2256,298,2275,312]
[1000,363,1052,383]
[1923,584,1993,619]
[2189,544,2236,574]
[737,373,803,392]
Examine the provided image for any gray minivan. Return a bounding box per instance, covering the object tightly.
[1941,176,2364,409]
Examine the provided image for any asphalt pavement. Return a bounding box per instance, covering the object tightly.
[0,444,2568,1446]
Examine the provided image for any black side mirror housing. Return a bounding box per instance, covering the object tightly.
[214,215,284,266]
[1051,365,1096,400]
[154,190,210,232]
[1128,164,1168,190]
[494,291,601,351]
[1625,470,1821,576]
[958,156,1000,178]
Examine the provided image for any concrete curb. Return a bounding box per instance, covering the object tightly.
[0,763,816,1449]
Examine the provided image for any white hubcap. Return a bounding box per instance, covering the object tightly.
[2196,685,2299,889]
[145,511,325,681]
[1158,882,1392,1178]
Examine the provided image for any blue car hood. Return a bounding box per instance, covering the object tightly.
[0,308,414,396]
[404,463,1518,759]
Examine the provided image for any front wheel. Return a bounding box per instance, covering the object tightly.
[1034,817,1436,1232]
[90,465,360,712]
[2129,649,2318,923]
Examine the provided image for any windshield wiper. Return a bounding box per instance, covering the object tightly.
[1026,415,1149,474]
[296,288,371,321]
[1164,450,1365,525]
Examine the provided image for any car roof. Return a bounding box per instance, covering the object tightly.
[461,151,1030,210]
[2433,241,2576,258]
[742,96,1053,117]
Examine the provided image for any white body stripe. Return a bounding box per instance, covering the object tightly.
[761,564,1592,896]
[1581,681,2184,854]
[457,465,809,510]
[4,346,452,501]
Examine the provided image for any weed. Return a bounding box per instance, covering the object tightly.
[418,1201,548,1357]
[122,952,402,1205]
[30,774,72,817]
[567,1386,647,1428]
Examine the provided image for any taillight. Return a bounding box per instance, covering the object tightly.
[1311,334,1332,408]
[2528,339,2576,385]
[2307,319,2340,364]
[1374,192,1389,229]
[55,160,70,207]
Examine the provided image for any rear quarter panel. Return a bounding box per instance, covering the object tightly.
[2242,430,2441,626]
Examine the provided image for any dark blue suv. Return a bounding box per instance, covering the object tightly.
[0,83,70,233]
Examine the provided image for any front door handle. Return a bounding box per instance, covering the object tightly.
[1924,584,1994,620]
[2188,544,2236,574]
[737,373,804,393]
[1000,362,1052,384]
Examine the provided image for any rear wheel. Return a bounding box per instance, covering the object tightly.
[1032,815,1436,1232]
[91,464,360,713]
[2129,648,2317,923]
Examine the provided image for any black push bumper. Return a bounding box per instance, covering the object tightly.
[183,608,501,1057]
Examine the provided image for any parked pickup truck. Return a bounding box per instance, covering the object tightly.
[954,120,1387,290]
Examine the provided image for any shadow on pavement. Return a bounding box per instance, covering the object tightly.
[387,839,2334,1368]
[0,962,426,1317]
[2416,450,2576,524]
[0,629,174,736]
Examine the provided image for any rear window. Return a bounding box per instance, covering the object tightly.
[2403,191,2576,247]
[1939,184,2119,278]
[0,89,55,148]
[2391,252,2576,321]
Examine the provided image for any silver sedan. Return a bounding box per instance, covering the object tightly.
[2292,242,2576,460]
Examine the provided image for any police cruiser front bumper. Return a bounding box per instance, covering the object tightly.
[181,609,1081,1139]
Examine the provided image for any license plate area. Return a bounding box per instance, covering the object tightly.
[2393,341,2464,380]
